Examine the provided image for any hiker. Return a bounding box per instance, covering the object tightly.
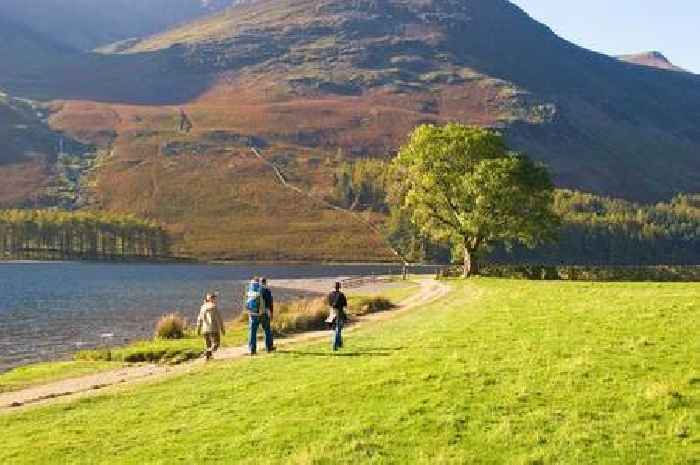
[261,278,276,352]
[326,281,348,351]
[196,293,225,361]
[246,277,275,355]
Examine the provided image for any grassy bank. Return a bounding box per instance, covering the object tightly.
[0,361,122,394]
[0,283,416,393]
[1,279,697,464]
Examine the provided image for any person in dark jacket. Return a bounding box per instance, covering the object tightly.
[260,277,275,352]
[326,281,348,351]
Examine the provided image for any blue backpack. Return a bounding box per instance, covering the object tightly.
[246,281,262,312]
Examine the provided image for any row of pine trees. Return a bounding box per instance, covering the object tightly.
[0,210,170,260]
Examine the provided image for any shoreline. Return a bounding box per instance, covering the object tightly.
[0,257,441,268]
[0,278,443,411]
[0,275,412,376]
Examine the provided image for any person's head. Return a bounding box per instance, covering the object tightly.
[261,277,267,286]
[253,276,260,283]
[211,293,218,302]
[205,293,214,302]
[335,282,341,291]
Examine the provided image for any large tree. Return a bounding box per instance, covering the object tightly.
[391,124,559,277]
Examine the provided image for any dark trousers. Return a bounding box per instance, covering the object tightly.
[332,318,344,351]
[249,314,274,354]
[204,332,220,356]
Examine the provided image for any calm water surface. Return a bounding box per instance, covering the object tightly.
[0,262,416,372]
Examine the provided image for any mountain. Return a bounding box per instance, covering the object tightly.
[1,0,699,260]
[617,51,687,72]
[114,0,700,201]
[0,0,232,51]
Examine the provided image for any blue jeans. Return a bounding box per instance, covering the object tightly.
[249,314,274,354]
[332,318,344,351]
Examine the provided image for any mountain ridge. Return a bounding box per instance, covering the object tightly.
[617,51,688,73]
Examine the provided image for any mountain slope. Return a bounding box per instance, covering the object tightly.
[0,93,58,206]
[1,0,700,259]
[617,51,687,72]
[116,0,700,200]
[0,0,232,51]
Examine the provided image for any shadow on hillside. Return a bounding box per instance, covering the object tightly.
[0,47,215,105]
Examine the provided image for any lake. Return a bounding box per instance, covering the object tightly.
[0,262,423,372]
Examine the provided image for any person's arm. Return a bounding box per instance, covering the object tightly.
[215,308,225,336]
[196,307,204,335]
[269,292,274,319]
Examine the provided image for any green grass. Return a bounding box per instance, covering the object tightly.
[347,279,420,303]
[0,361,121,394]
[1,279,698,464]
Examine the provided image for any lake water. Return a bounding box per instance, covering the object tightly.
[0,262,421,373]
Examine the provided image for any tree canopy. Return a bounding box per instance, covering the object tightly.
[390,124,559,276]
[0,209,170,260]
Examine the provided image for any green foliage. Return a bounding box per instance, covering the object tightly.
[0,209,170,260]
[2,280,697,464]
[332,159,389,212]
[154,313,187,340]
[391,124,559,276]
[491,191,700,265]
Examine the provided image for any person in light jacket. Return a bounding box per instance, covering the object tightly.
[197,293,225,360]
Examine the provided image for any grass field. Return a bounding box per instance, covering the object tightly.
[1,279,698,464]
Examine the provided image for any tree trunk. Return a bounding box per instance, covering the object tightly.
[463,244,473,278]
[463,236,482,278]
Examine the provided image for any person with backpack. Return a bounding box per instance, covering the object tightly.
[326,281,348,351]
[196,293,225,361]
[245,277,275,355]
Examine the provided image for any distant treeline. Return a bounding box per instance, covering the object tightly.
[332,160,700,265]
[492,191,700,266]
[0,210,170,260]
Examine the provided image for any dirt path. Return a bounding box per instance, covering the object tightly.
[0,279,449,413]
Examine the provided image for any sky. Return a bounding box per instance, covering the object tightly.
[510,0,698,73]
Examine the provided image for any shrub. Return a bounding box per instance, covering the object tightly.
[272,298,330,335]
[154,313,186,340]
[74,348,112,362]
[350,297,395,316]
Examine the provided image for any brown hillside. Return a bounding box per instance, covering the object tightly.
[1,0,699,260]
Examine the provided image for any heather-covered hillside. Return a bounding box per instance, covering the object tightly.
[0,0,699,260]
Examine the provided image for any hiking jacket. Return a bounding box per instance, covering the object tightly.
[327,291,348,321]
[197,302,225,335]
[262,287,274,313]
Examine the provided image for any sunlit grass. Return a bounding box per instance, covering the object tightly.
[1,279,697,464]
